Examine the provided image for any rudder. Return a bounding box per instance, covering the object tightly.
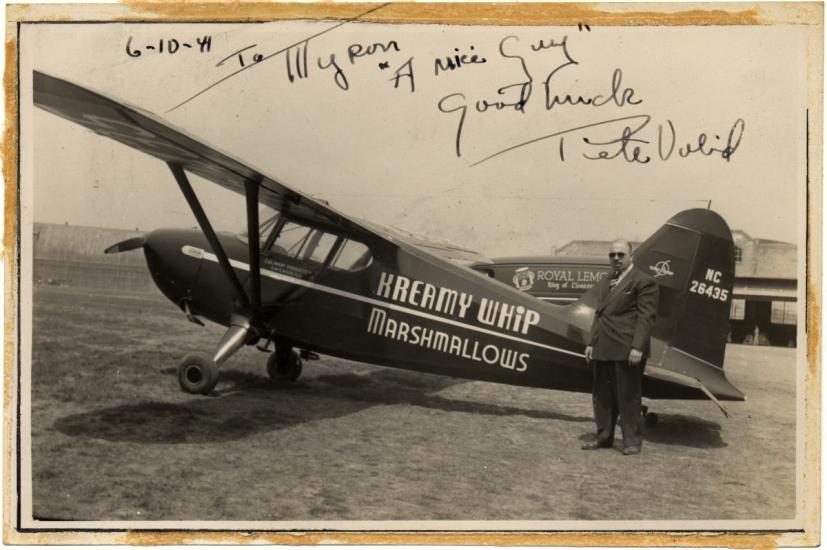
[633,209,735,368]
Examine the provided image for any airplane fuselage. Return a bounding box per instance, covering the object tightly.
[141,227,741,402]
[144,228,596,392]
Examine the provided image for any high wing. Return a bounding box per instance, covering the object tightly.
[356,218,491,266]
[34,71,484,266]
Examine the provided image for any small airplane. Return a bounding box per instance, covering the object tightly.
[33,70,745,422]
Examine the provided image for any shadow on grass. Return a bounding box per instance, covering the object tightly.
[53,368,590,444]
[580,414,728,451]
[315,372,592,423]
[642,414,726,448]
[575,414,726,449]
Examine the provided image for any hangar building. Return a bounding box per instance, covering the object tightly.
[553,231,798,347]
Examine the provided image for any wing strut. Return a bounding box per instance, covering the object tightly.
[244,179,262,309]
[168,162,251,310]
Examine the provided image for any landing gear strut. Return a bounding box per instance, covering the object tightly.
[267,346,303,382]
[177,314,256,395]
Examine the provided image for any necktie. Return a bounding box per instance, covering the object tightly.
[609,272,620,289]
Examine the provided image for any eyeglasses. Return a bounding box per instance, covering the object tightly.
[608,252,626,259]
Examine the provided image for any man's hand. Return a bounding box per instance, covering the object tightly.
[584,345,593,363]
[628,348,643,366]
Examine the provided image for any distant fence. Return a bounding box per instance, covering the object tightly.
[34,258,155,293]
[33,223,156,293]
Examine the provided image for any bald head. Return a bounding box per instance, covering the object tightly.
[611,239,632,254]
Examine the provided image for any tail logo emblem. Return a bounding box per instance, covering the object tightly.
[649,260,675,278]
[513,267,535,291]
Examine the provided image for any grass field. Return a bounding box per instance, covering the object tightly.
[29,285,797,522]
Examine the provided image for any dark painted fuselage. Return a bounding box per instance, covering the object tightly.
[141,227,744,402]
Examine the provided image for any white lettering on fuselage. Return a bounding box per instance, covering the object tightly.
[183,248,586,366]
[368,307,529,372]
[376,271,473,319]
[375,271,540,336]
[477,298,540,335]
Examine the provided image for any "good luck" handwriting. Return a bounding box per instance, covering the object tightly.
[437,35,744,164]
[154,18,745,165]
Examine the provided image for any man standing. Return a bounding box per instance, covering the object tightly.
[583,239,658,455]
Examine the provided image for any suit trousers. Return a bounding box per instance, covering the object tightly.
[591,359,645,448]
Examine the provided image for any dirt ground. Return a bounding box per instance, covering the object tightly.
[28,286,797,522]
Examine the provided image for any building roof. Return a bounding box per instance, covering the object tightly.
[555,231,797,280]
[484,255,609,266]
[554,241,643,257]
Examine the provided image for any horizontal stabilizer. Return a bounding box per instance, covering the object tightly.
[648,345,745,402]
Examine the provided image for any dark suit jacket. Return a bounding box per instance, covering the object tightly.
[589,266,659,361]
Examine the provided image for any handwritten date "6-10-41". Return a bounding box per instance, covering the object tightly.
[126,36,212,57]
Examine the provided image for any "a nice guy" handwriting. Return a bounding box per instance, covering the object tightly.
[153,20,745,165]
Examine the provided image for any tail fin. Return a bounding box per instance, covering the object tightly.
[633,209,735,368]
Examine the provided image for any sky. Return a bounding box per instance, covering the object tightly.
[22,20,809,258]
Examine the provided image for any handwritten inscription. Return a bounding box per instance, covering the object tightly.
[126,36,211,58]
[438,35,744,164]
[208,39,402,92]
[348,40,400,64]
[435,46,487,75]
[157,18,746,165]
[216,44,263,68]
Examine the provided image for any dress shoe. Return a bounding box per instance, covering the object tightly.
[581,440,612,450]
[622,445,641,455]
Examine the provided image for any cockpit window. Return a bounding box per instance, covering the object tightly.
[237,212,280,249]
[305,232,339,263]
[273,222,312,256]
[331,239,372,271]
[239,213,372,270]
[258,213,279,239]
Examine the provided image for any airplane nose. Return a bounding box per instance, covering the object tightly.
[143,229,203,305]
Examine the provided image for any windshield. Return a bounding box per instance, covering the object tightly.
[237,211,281,247]
[237,213,373,271]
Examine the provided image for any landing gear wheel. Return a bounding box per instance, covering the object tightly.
[178,353,219,395]
[267,349,303,382]
[644,412,659,428]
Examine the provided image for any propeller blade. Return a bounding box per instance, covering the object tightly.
[105,236,146,254]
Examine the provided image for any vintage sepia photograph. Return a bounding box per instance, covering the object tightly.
[5,2,822,544]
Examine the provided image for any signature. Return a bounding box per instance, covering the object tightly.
[438,34,744,164]
[460,114,744,166]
